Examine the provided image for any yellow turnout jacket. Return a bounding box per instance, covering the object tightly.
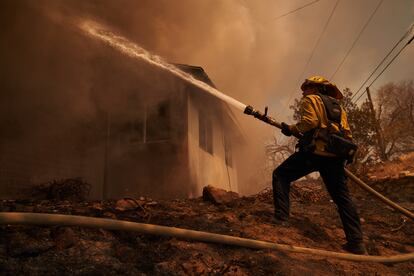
[292,94,352,157]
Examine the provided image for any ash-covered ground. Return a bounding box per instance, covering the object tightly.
[0,180,413,275]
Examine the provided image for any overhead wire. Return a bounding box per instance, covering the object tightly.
[277,0,340,122]
[350,23,414,103]
[268,0,322,22]
[353,26,414,104]
[294,0,340,89]
[330,0,384,80]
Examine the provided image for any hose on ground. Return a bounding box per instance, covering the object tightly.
[1,212,413,263]
[345,168,414,220]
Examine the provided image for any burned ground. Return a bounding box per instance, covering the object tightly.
[0,180,413,275]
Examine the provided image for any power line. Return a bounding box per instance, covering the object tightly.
[279,0,340,119]
[297,0,340,83]
[268,0,322,22]
[330,0,384,80]
[367,35,414,87]
[351,23,414,103]
[354,31,414,104]
[276,0,339,145]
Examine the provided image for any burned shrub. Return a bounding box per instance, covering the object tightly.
[30,177,91,201]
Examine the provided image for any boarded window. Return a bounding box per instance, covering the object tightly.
[199,111,213,154]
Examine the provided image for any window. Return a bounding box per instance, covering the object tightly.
[119,118,144,144]
[146,101,171,142]
[199,111,213,154]
[117,100,171,144]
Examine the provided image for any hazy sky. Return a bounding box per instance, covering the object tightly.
[1,0,413,193]
[4,0,413,120]
[132,0,413,138]
[254,0,414,118]
[2,1,414,144]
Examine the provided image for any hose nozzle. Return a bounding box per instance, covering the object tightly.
[244,105,264,119]
[244,105,255,115]
[243,105,282,129]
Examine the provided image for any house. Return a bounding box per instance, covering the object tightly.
[0,3,246,199]
[100,63,243,199]
[0,58,243,200]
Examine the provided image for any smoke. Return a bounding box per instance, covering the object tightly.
[0,0,413,196]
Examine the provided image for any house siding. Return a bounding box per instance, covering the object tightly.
[187,91,238,197]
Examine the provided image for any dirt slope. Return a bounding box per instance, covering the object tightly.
[0,182,413,275]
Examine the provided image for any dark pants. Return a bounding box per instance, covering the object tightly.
[272,151,363,244]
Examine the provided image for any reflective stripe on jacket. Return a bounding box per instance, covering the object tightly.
[292,94,352,156]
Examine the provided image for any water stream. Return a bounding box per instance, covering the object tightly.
[79,20,247,112]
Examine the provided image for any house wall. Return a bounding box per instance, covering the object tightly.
[0,62,192,200]
[105,86,191,199]
[0,125,106,199]
[0,92,190,200]
[187,92,238,197]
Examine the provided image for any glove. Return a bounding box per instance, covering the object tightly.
[281,122,293,137]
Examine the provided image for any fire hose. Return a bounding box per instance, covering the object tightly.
[243,105,414,220]
[0,212,413,263]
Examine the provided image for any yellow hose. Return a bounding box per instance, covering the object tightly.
[1,212,413,263]
[345,168,414,220]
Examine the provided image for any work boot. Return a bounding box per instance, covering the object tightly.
[342,242,367,255]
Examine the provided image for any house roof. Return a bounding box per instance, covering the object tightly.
[174,64,216,88]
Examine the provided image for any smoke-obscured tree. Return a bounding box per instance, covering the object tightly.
[342,88,377,163]
[265,135,295,167]
[375,80,414,159]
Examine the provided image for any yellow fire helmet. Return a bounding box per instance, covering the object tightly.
[301,76,343,99]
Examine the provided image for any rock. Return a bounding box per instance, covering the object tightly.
[53,227,78,249]
[90,202,104,211]
[103,212,117,219]
[115,199,139,211]
[222,265,246,275]
[154,261,177,274]
[181,260,207,274]
[202,185,239,205]
[114,245,137,263]
[398,171,411,178]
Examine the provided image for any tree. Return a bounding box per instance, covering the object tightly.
[342,88,377,163]
[265,135,295,167]
[375,80,414,159]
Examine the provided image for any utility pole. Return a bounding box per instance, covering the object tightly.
[366,87,386,160]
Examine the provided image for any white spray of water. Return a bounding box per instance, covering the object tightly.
[79,20,247,112]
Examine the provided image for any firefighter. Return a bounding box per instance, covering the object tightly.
[274,76,367,255]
